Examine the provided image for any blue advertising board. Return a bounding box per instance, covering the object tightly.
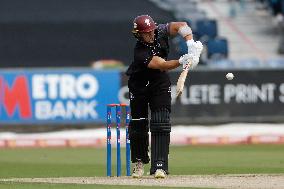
[0,69,120,124]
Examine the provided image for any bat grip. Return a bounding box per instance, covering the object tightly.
[183,61,191,71]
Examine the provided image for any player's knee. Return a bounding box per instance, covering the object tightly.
[150,108,171,133]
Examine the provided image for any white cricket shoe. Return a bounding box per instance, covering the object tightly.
[154,169,166,179]
[132,161,144,178]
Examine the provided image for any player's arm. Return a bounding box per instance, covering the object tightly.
[168,22,203,62]
[168,22,193,41]
[148,56,180,71]
[148,55,192,71]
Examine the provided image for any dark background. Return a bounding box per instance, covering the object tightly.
[0,0,179,68]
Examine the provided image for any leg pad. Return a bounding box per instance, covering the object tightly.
[149,108,171,174]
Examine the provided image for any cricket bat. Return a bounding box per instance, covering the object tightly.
[176,62,191,98]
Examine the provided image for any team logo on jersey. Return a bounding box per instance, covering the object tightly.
[145,19,151,26]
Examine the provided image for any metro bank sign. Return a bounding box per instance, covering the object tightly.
[0,69,120,124]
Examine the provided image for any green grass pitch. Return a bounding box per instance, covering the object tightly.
[0,144,283,189]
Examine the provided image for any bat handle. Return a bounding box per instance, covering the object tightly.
[183,60,192,71]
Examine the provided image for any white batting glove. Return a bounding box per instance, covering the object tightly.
[193,41,203,57]
[186,39,195,54]
[190,41,203,69]
[179,53,194,70]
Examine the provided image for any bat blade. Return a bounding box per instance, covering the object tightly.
[176,68,189,98]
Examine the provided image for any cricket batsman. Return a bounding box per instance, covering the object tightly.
[126,15,203,178]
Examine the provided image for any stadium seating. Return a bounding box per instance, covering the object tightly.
[234,59,262,68]
[195,19,218,42]
[152,0,284,67]
[265,58,284,67]
[180,11,207,32]
[163,0,228,64]
[207,59,234,69]
[207,37,229,60]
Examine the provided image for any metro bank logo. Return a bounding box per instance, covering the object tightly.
[0,75,32,119]
[0,70,120,123]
